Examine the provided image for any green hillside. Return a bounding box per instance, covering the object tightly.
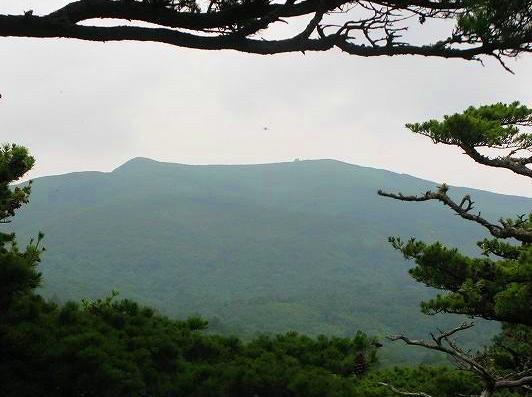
[9,158,532,364]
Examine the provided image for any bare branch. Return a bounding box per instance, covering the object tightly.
[461,145,532,179]
[378,184,532,243]
[388,323,496,383]
[378,382,434,397]
[388,324,532,397]
[496,376,532,389]
[431,322,475,345]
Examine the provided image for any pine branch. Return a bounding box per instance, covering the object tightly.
[0,0,531,58]
[388,324,532,397]
[378,184,532,243]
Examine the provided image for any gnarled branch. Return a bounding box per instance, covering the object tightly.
[460,145,532,179]
[378,382,434,397]
[378,184,532,243]
[377,183,532,243]
[388,324,532,397]
[0,0,531,59]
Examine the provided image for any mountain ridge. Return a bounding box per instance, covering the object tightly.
[29,157,529,201]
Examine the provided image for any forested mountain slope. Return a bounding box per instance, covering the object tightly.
[10,158,532,364]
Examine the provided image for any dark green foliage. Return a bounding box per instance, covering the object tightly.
[406,102,532,178]
[406,102,532,151]
[0,233,42,311]
[0,144,34,221]
[1,292,380,397]
[0,144,42,311]
[482,323,532,376]
[356,366,483,397]
[458,1,532,56]
[389,238,532,326]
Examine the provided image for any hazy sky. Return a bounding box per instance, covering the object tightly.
[1,1,532,197]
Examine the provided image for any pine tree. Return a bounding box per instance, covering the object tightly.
[379,102,532,397]
[0,144,43,312]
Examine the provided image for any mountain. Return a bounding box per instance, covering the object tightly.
[8,158,532,364]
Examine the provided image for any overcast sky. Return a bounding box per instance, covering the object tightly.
[1,1,532,197]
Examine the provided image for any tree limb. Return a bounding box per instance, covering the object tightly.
[0,0,531,58]
[378,184,532,243]
[378,382,434,397]
[388,323,493,382]
[388,324,532,397]
[460,145,532,179]
[495,376,532,389]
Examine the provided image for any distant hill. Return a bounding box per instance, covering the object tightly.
[8,158,532,364]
